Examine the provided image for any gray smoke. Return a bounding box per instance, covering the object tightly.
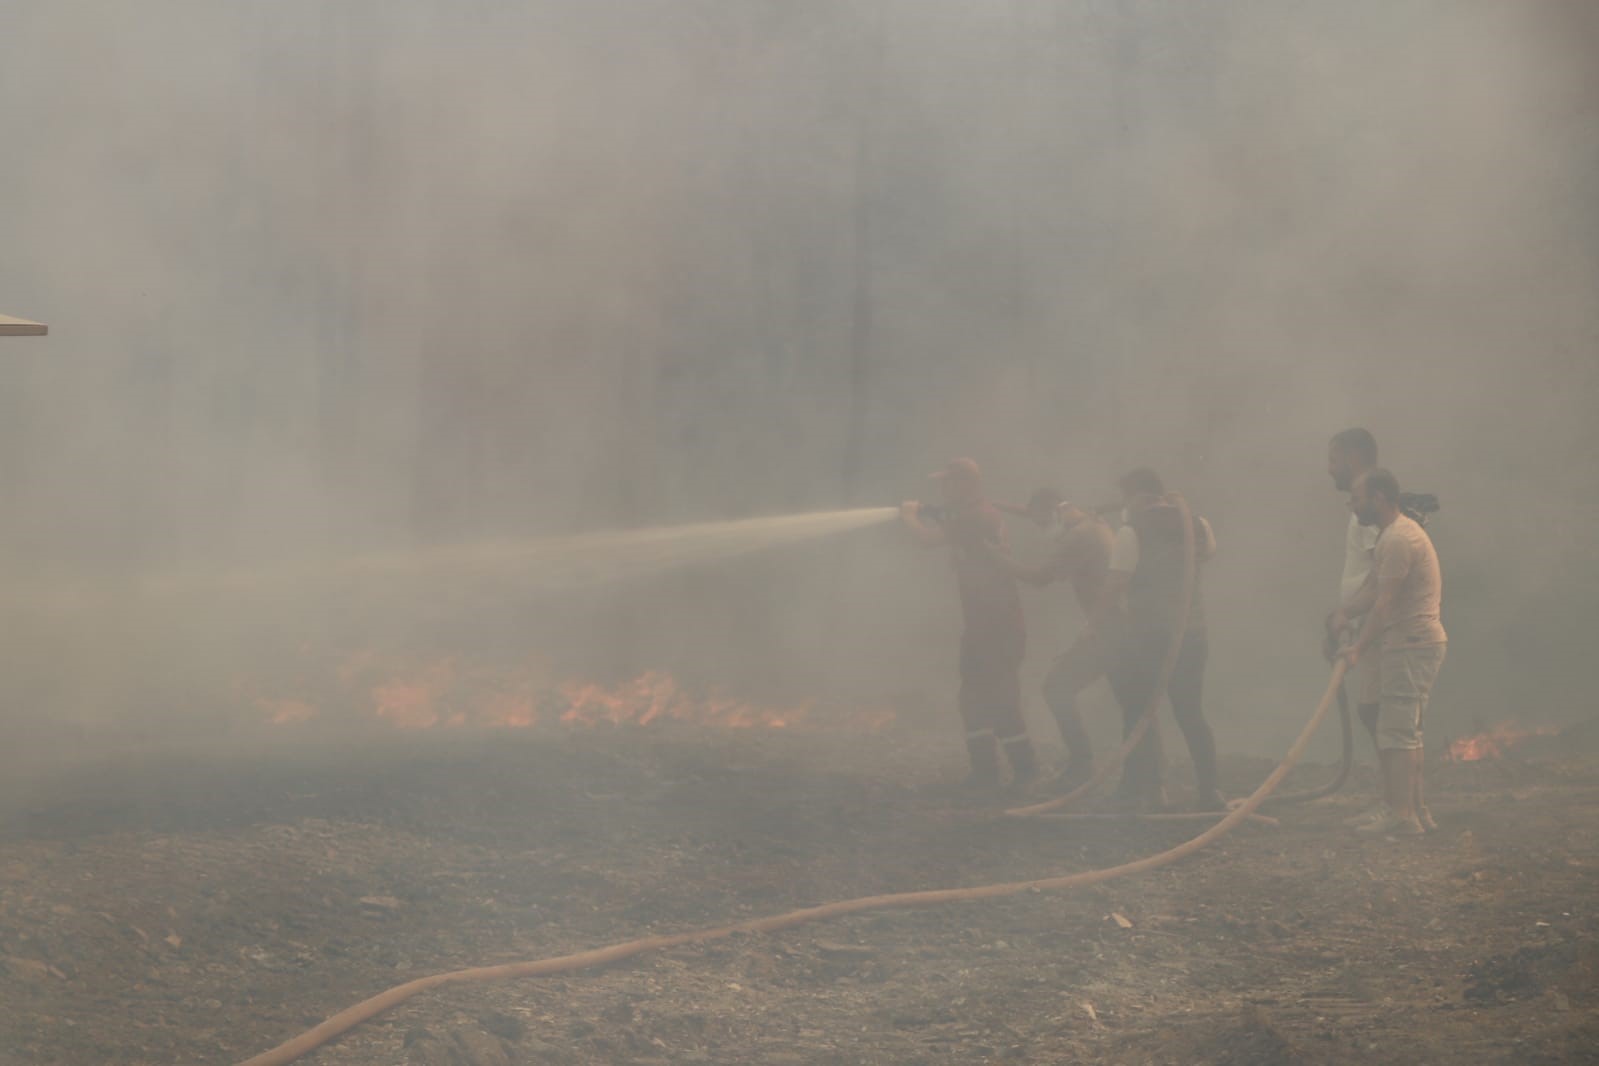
[0,1,1595,768]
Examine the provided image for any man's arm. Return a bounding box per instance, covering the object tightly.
[985,548,1057,586]
[1343,534,1412,664]
[1330,569,1378,635]
[1345,575,1400,664]
[983,522,1076,586]
[899,501,946,548]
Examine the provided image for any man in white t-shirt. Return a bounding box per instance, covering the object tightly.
[1325,428,1381,746]
[1331,469,1447,837]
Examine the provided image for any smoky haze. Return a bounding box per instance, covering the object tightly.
[0,1,1595,774]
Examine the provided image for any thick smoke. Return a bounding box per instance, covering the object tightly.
[0,1,1595,771]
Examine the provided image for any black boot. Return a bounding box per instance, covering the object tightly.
[1002,734,1039,789]
[963,731,1000,789]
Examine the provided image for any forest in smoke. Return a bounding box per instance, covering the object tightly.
[0,1,1596,759]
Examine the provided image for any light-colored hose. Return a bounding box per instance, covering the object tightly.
[237,659,1348,1066]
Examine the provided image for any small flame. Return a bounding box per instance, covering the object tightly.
[256,697,317,725]
[1447,721,1560,762]
[557,670,810,729]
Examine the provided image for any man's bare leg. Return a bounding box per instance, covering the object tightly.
[1360,747,1422,834]
[1341,707,1391,825]
[1379,749,1402,812]
[1412,748,1436,830]
[1390,749,1417,821]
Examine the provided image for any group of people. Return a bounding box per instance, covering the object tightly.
[899,428,1447,837]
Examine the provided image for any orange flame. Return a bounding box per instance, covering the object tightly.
[557,670,809,729]
[372,658,458,729]
[1446,721,1560,762]
[248,654,892,734]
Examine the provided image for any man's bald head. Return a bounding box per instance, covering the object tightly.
[1351,467,1400,527]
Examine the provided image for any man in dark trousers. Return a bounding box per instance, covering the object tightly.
[988,488,1114,789]
[901,458,1039,789]
[1089,468,1224,812]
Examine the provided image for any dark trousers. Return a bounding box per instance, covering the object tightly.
[1041,632,1102,769]
[1107,628,1218,801]
[959,626,1026,740]
[959,625,1031,780]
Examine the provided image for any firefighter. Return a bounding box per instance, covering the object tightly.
[986,488,1114,790]
[901,459,1038,789]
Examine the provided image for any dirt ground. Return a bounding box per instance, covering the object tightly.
[3,722,1597,1066]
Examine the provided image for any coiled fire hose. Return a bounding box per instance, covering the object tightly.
[238,499,1349,1066]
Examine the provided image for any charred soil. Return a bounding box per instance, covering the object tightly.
[3,727,1597,1065]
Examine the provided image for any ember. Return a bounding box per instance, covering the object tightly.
[1446,721,1561,762]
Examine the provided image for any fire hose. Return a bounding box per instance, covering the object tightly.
[237,498,1349,1066]
[238,660,1347,1066]
[1223,633,1355,812]
[1249,680,1353,808]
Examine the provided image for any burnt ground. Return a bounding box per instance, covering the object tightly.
[2,725,1597,1066]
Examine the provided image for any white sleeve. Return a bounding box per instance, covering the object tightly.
[1109,525,1140,573]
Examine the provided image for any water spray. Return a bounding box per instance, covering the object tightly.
[12,507,900,614]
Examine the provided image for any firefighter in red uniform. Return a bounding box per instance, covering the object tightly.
[901,458,1039,789]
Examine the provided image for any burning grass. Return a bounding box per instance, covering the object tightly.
[245,652,896,734]
[1446,721,1563,763]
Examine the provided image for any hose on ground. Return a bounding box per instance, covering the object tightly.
[237,660,1348,1066]
[236,495,1221,1066]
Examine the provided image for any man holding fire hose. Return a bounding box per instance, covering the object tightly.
[1331,468,1447,837]
[1326,429,1442,832]
[900,458,1040,791]
[983,488,1114,790]
[1089,468,1226,813]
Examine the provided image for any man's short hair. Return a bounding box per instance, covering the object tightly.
[1118,468,1165,497]
[1361,467,1401,503]
[1330,427,1378,466]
